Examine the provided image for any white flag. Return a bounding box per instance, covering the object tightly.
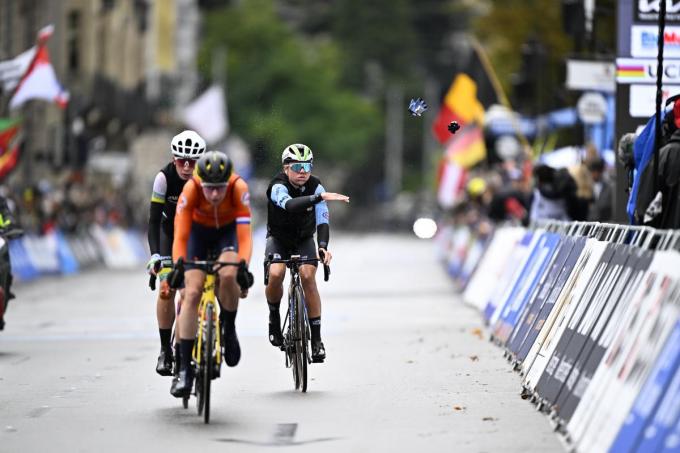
[0,24,54,93]
[0,47,36,92]
[182,85,228,144]
[9,42,68,110]
[437,161,465,208]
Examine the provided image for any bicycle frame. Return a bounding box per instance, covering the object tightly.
[193,273,221,366]
[265,254,329,391]
[170,257,241,422]
[281,268,309,366]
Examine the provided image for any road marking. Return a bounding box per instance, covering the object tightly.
[215,423,341,446]
[27,406,50,418]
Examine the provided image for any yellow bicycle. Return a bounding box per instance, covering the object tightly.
[171,256,241,424]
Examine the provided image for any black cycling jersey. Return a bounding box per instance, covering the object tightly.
[148,162,187,256]
[266,172,323,248]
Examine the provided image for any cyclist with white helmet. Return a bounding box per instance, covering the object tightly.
[146,130,205,379]
[265,144,349,363]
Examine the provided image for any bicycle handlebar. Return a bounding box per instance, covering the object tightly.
[318,250,331,283]
[1,228,24,240]
[263,254,330,285]
[179,259,241,273]
[167,257,245,290]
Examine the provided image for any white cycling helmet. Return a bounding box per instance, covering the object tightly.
[171,130,206,159]
[281,143,313,163]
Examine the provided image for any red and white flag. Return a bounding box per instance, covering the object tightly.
[9,25,68,110]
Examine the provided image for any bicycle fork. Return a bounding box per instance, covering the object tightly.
[193,275,222,367]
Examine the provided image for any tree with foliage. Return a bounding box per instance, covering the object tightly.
[473,0,574,114]
[199,0,382,174]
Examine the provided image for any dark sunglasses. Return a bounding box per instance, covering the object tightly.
[289,162,312,173]
[201,182,228,190]
[175,158,197,167]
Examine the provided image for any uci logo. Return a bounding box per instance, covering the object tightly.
[638,0,680,14]
[637,0,680,14]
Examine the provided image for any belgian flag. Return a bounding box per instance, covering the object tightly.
[433,42,499,207]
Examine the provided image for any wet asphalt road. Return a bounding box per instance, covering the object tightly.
[0,233,562,452]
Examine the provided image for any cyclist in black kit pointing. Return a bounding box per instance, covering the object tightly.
[264,144,349,363]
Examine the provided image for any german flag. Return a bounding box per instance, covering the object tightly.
[0,118,22,180]
[432,73,490,207]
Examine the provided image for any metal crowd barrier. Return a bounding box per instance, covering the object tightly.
[439,219,680,453]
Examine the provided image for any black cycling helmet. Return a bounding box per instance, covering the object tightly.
[196,151,233,185]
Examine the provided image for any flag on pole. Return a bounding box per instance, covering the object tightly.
[0,47,37,93]
[432,74,486,144]
[0,118,22,180]
[445,125,486,169]
[9,24,68,110]
[0,25,53,93]
[182,85,228,144]
[432,74,488,206]
[436,158,467,208]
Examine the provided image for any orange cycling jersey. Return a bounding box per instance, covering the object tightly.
[173,173,252,264]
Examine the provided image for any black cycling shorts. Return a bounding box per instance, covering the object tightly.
[264,235,317,267]
[187,222,237,262]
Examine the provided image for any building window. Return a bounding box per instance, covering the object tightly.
[68,10,80,74]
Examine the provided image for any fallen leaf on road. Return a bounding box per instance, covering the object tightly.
[471,328,483,339]
[482,417,498,422]
[453,406,466,411]
[469,355,479,362]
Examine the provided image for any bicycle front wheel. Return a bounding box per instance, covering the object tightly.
[289,299,300,391]
[295,286,308,393]
[203,304,214,424]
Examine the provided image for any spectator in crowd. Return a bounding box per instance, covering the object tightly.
[617,133,636,196]
[636,101,680,228]
[487,168,529,225]
[4,174,136,236]
[586,157,613,222]
[529,164,584,222]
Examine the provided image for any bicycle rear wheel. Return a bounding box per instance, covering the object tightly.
[295,286,308,393]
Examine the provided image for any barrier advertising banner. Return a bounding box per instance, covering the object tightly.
[440,222,680,452]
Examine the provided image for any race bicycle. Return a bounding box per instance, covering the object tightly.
[168,256,243,423]
[264,253,329,392]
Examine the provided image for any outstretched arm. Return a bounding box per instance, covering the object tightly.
[270,183,349,213]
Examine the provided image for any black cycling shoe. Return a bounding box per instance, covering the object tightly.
[268,313,284,347]
[156,348,174,376]
[311,340,326,363]
[169,375,180,396]
[222,327,241,367]
[171,369,194,398]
